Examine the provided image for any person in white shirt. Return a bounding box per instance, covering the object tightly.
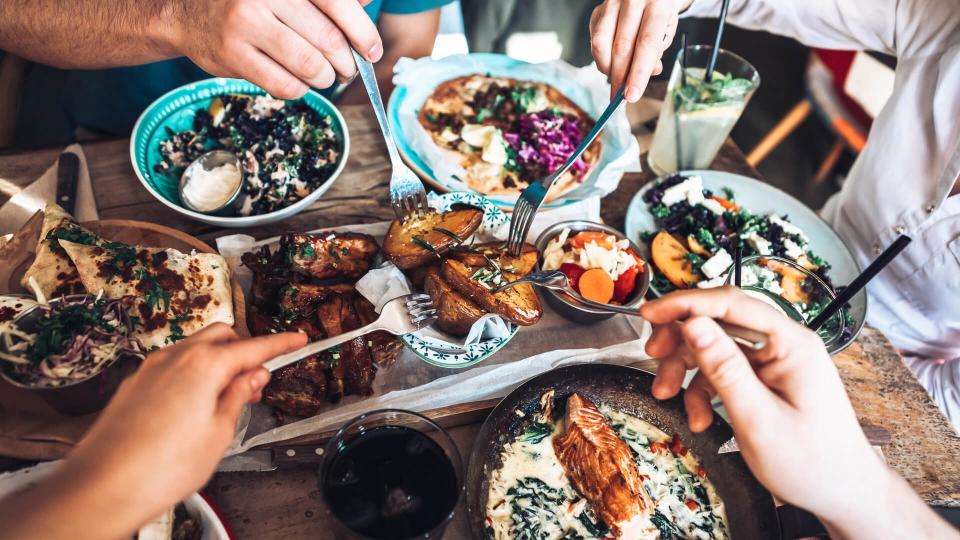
[590,0,960,429]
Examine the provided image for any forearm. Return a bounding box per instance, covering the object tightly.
[682,0,897,55]
[0,459,148,540]
[0,0,181,69]
[819,467,957,539]
[338,9,439,105]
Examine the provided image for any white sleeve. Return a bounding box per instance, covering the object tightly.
[683,0,960,58]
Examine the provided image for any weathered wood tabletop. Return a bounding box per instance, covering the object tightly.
[1,91,959,539]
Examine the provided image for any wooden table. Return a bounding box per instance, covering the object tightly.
[2,97,959,539]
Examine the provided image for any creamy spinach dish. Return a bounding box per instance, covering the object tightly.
[486,395,728,540]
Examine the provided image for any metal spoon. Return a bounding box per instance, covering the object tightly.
[493,271,768,350]
[178,150,244,214]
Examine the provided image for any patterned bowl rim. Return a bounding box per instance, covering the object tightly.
[129,77,350,226]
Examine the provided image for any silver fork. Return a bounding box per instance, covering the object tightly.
[262,294,437,372]
[493,271,768,350]
[352,49,429,222]
[506,87,626,256]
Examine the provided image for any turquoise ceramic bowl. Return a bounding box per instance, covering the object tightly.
[130,78,349,227]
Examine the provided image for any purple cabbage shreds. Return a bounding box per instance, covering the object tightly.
[505,111,587,176]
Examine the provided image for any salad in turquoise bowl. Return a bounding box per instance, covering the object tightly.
[131,78,349,227]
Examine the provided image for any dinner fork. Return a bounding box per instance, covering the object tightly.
[506,87,626,256]
[262,294,437,372]
[352,49,429,222]
[493,271,768,350]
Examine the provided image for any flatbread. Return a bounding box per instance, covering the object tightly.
[20,204,104,298]
[419,74,602,199]
[58,240,234,349]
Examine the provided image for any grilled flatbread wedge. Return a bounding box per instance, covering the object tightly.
[21,204,105,298]
[383,206,483,270]
[419,74,601,198]
[553,393,653,538]
[440,258,541,326]
[58,239,233,349]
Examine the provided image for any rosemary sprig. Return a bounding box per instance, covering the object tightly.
[432,227,464,244]
[412,236,440,258]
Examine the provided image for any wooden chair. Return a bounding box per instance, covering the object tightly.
[747,50,889,185]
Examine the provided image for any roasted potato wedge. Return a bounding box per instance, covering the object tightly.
[447,242,538,276]
[440,259,542,326]
[423,266,485,336]
[383,206,483,270]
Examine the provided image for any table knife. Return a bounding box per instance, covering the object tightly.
[718,424,892,454]
[55,152,80,215]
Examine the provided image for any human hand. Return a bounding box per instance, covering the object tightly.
[639,287,884,521]
[60,325,306,534]
[169,0,382,99]
[590,0,689,102]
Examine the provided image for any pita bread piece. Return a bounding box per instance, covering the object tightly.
[59,240,234,349]
[21,205,105,298]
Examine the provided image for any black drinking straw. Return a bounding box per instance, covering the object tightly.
[705,0,732,82]
[807,235,912,331]
[734,243,742,287]
[680,32,688,87]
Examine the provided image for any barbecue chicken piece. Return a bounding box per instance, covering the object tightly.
[280,232,379,280]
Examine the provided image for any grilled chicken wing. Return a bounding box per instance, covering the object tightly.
[281,232,379,280]
[263,356,329,416]
[553,393,652,538]
[353,295,403,367]
[277,283,355,316]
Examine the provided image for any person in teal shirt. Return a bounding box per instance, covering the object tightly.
[0,0,452,148]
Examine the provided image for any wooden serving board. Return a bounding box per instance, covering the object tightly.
[0,212,247,337]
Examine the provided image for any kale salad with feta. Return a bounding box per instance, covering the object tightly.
[154,94,343,216]
[640,174,854,342]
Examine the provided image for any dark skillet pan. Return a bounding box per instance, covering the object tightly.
[465,363,784,539]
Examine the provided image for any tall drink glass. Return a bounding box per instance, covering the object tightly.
[648,45,760,175]
[319,409,464,540]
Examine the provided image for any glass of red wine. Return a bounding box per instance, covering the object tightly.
[319,409,464,540]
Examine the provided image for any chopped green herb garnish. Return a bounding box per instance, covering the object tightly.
[299,243,316,259]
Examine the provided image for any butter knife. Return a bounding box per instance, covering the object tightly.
[718,424,892,454]
[56,152,80,215]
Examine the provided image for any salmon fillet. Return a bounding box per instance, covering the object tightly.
[553,393,652,538]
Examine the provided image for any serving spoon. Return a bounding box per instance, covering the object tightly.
[178,150,244,214]
[492,270,768,350]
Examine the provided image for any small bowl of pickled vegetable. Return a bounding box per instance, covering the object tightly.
[726,255,846,350]
[537,221,650,324]
[0,295,146,415]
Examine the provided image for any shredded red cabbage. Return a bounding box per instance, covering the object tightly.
[504,111,587,178]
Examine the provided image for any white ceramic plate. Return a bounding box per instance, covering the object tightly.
[624,170,866,353]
